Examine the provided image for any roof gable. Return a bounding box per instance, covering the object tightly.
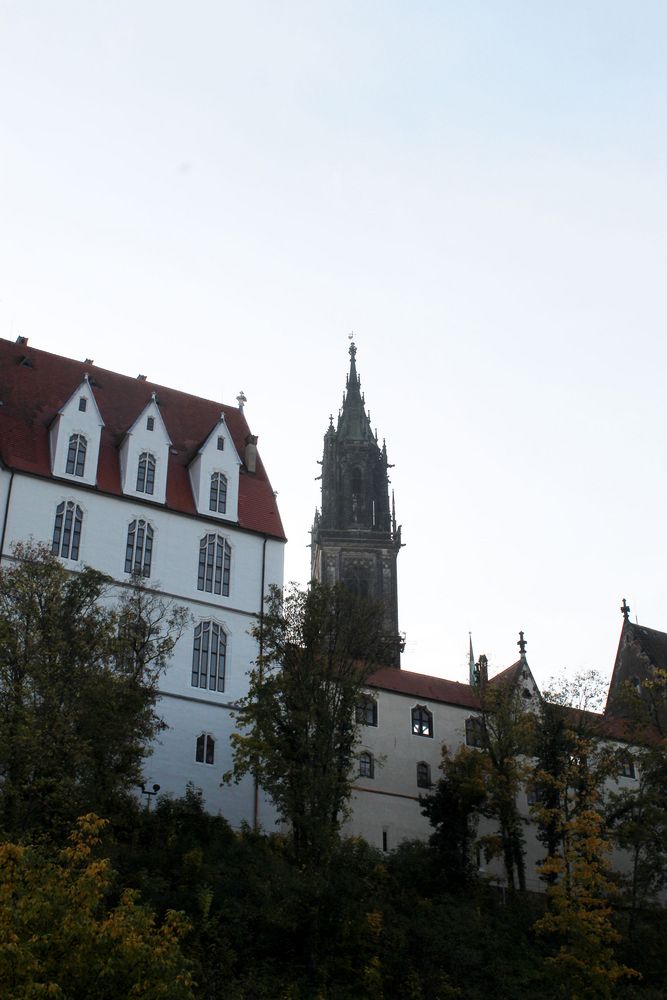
[0,338,285,539]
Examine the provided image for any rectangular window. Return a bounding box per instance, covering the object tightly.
[79,397,87,412]
[355,698,378,726]
[619,755,636,779]
[147,416,154,431]
[217,436,224,450]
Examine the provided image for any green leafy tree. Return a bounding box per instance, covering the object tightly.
[230,581,389,867]
[0,813,194,999]
[477,680,535,892]
[0,543,187,838]
[532,673,639,997]
[421,744,487,890]
[606,671,667,928]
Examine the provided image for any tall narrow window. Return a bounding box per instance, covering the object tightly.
[124,519,154,576]
[191,621,227,692]
[78,397,87,412]
[209,472,228,514]
[66,434,87,477]
[417,761,431,788]
[411,705,433,738]
[196,733,215,764]
[52,501,83,560]
[197,534,231,596]
[136,452,156,494]
[359,751,374,778]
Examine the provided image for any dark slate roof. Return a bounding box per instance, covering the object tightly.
[607,619,667,705]
[0,338,286,539]
[487,660,523,687]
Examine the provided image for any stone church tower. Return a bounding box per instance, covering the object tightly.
[311,342,403,666]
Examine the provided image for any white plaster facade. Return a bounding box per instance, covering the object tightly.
[0,338,285,832]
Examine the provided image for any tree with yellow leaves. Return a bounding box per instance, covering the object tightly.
[0,814,194,999]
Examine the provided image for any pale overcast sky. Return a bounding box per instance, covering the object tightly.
[1,2,666,690]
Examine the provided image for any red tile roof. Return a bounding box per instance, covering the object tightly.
[368,666,482,710]
[0,338,285,540]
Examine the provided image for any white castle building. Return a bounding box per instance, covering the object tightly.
[0,336,647,887]
[0,336,285,830]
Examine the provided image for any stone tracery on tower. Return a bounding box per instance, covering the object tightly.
[310,341,403,666]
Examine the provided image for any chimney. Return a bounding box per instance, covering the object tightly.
[478,654,489,687]
[244,434,258,473]
[15,335,28,345]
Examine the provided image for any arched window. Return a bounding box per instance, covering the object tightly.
[124,519,154,576]
[416,761,431,788]
[359,751,374,778]
[411,705,433,738]
[355,696,378,726]
[197,534,231,596]
[191,620,227,692]
[196,733,215,764]
[66,434,87,477]
[351,467,362,495]
[465,715,484,748]
[52,500,83,560]
[209,472,228,514]
[136,452,156,495]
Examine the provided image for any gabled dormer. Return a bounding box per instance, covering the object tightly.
[119,392,171,504]
[189,415,242,522]
[49,375,104,487]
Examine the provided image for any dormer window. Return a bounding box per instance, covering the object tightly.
[209,473,228,514]
[217,436,224,451]
[78,397,87,412]
[136,452,156,495]
[146,416,154,431]
[66,434,87,477]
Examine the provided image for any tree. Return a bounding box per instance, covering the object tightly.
[476,680,534,893]
[532,673,639,997]
[229,581,389,867]
[421,744,487,890]
[0,814,194,999]
[0,543,187,838]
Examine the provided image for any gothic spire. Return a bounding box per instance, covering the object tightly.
[337,339,374,442]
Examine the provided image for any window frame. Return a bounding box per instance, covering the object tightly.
[209,472,228,514]
[195,733,215,765]
[52,500,83,560]
[191,620,227,692]
[411,704,433,738]
[619,754,636,779]
[65,433,87,477]
[136,451,156,495]
[124,518,154,577]
[197,533,231,596]
[416,761,431,788]
[355,696,378,727]
[465,715,484,748]
[359,751,374,779]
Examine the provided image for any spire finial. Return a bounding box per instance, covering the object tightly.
[236,390,247,411]
[348,335,358,380]
[621,598,631,622]
[517,631,527,657]
[469,633,476,686]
